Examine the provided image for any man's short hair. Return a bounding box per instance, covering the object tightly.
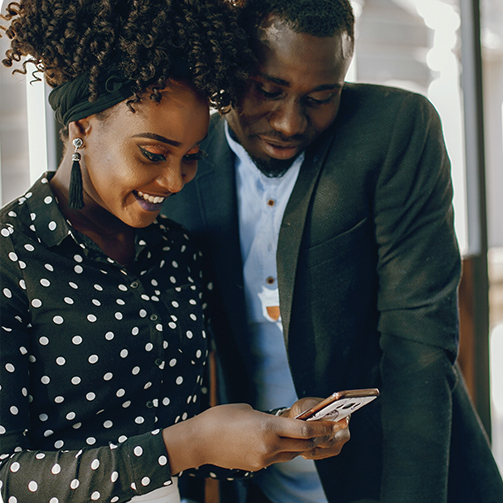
[238,0,355,39]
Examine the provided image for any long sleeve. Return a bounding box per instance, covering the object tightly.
[0,430,172,503]
[374,92,461,502]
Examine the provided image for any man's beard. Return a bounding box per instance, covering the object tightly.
[250,154,299,178]
[227,125,300,177]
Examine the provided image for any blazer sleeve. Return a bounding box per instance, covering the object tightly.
[373,92,461,502]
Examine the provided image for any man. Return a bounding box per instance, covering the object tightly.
[163,0,503,501]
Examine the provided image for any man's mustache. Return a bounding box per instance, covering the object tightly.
[257,131,305,143]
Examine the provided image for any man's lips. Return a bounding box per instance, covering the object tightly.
[257,136,302,160]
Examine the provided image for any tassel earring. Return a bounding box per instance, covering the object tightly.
[69,138,84,209]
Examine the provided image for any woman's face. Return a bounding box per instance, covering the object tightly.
[78,80,209,228]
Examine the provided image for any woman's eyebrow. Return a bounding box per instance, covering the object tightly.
[132,132,181,147]
[132,132,208,146]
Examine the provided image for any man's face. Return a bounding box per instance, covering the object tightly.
[226,15,353,176]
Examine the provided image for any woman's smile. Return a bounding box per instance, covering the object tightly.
[134,190,167,212]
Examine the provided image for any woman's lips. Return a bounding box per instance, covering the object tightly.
[137,191,166,204]
[258,136,301,160]
[133,191,167,212]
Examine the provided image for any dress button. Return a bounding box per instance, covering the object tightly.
[150,314,158,321]
[130,281,139,288]
[267,199,275,207]
[146,401,154,408]
[155,359,163,367]
[266,277,275,285]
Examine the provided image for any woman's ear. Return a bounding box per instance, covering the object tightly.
[68,117,92,139]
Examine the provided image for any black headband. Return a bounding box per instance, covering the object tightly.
[49,57,193,127]
[48,70,134,126]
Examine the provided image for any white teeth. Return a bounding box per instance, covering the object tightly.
[137,191,165,204]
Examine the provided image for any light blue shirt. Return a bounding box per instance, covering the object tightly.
[225,123,328,503]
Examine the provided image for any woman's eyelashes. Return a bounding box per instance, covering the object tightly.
[139,146,207,163]
[184,150,207,162]
[140,146,166,163]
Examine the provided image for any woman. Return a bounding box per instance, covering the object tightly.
[0,1,348,502]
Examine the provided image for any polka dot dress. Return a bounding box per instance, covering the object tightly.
[0,172,210,502]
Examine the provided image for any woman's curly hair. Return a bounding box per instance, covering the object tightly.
[0,0,255,111]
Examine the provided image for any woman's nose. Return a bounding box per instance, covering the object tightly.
[156,164,186,194]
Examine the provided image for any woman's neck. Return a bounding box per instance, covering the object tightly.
[50,163,136,267]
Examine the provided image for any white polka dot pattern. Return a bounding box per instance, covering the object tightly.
[0,173,214,502]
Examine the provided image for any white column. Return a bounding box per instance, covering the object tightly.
[25,76,49,183]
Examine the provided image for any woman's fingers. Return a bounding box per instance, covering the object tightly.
[301,418,351,460]
[162,403,351,475]
[288,397,325,419]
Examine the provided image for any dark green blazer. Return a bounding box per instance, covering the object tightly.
[163,83,503,502]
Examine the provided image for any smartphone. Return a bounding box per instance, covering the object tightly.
[295,388,380,421]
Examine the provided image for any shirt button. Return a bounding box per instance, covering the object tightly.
[146,401,154,408]
[267,199,275,207]
[266,277,275,285]
[150,314,158,321]
[155,359,163,367]
[130,281,139,288]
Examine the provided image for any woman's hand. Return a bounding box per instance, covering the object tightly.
[284,397,351,460]
[162,403,344,474]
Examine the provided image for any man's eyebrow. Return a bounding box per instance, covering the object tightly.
[311,83,344,92]
[258,73,290,87]
[132,132,208,146]
[257,73,343,92]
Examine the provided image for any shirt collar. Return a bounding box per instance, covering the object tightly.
[24,171,167,255]
[24,172,74,248]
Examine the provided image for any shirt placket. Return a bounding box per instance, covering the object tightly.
[117,268,166,426]
[261,187,281,322]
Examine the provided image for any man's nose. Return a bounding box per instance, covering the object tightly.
[268,99,307,138]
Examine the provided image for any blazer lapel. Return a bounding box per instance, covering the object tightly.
[277,132,334,346]
[194,119,251,360]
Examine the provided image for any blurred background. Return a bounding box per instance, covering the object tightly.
[1,0,502,473]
